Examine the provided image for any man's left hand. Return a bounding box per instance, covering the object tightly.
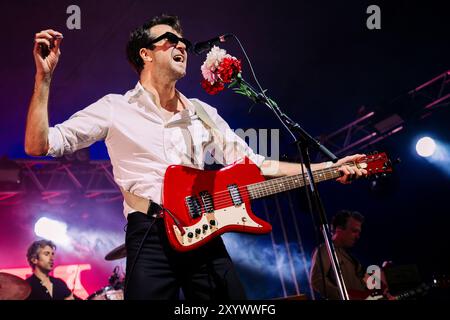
[334,154,368,184]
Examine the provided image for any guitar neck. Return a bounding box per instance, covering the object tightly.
[247,165,343,200]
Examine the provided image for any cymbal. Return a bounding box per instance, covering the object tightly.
[105,243,126,261]
[0,272,31,300]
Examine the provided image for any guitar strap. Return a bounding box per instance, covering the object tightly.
[192,99,253,165]
[191,99,219,130]
[191,99,225,147]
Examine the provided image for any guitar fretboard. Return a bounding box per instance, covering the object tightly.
[247,166,344,199]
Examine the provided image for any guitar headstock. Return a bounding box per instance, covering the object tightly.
[356,152,394,178]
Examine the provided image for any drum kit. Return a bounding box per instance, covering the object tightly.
[0,272,31,300]
[0,243,126,300]
[86,243,127,300]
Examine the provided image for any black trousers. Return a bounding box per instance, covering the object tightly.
[124,212,247,300]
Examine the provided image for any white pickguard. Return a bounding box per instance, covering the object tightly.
[173,203,262,248]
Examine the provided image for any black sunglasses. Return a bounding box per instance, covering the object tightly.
[148,32,192,52]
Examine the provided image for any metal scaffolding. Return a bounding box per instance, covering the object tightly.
[315,70,450,161]
[0,158,121,205]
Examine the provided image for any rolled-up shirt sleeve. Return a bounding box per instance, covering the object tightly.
[196,100,265,167]
[47,95,112,157]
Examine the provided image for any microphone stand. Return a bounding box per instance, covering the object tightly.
[235,76,350,300]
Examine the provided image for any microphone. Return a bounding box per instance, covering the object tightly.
[193,34,233,55]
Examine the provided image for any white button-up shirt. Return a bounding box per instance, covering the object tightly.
[47,82,265,217]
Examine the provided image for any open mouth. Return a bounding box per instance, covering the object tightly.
[173,54,185,63]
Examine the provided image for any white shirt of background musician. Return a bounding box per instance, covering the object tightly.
[46,82,265,216]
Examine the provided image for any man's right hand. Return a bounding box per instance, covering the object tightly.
[33,29,63,79]
[25,29,63,156]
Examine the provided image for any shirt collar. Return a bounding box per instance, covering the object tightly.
[129,81,195,114]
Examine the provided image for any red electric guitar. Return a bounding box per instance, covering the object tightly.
[162,152,393,252]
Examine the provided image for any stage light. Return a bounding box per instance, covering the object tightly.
[416,137,436,157]
[414,136,450,176]
[34,217,70,245]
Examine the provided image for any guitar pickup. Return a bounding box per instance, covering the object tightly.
[199,191,214,213]
[227,184,243,206]
[185,196,202,219]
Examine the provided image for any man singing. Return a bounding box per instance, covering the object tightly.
[25,14,367,300]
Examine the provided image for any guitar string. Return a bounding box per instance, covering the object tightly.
[206,158,375,204]
[209,156,383,200]
[185,171,333,216]
[181,157,385,214]
[192,167,340,211]
[208,169,340,209]
[208,161,352,200]
[194,159,382,211]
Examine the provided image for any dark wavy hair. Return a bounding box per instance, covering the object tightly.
[26,239,56,269]
[126,14,183,75]
[331,210,364,232]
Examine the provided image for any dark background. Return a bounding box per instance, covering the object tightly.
[0,0,449,299]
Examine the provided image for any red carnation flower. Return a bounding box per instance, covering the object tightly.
[218,57,242,83]
[201,79,225,95]
[200,46,243,95]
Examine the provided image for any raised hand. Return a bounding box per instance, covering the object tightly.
[33,29,63,78]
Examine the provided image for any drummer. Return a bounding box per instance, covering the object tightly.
[25,240,74,300]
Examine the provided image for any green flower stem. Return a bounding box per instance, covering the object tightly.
[229,73,278,108]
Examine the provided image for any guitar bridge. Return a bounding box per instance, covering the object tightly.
[185,196,202,219]
[199,191,214,213]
